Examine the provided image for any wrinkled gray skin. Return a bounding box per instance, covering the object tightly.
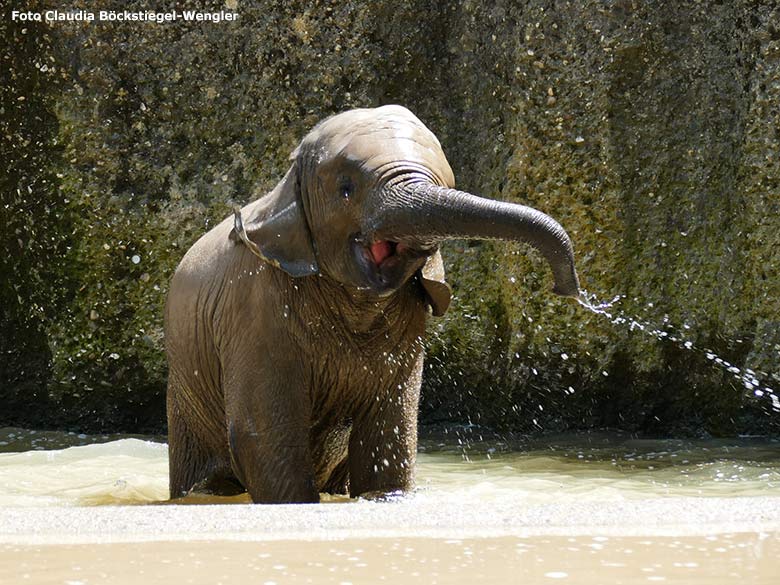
[165,105,580,503]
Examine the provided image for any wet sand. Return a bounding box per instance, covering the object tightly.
[3,532,779,585]
[1,499,779,585]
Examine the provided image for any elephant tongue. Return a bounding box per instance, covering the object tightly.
[370,240,394,265]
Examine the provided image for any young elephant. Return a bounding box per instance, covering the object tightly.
[165,105,579,503]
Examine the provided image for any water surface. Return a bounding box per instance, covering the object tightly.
[1,427,777,506]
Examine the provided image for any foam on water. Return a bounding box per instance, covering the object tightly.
[0,438,168,506]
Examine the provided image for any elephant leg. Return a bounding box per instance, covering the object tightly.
[168,369,239,498]
[223,353,319,504]
[167,391,217,499]
[227,417,319,503]
[170,433,243,497]
[310,418,351,494]
[348,354,423,498]
[321,456,350,495]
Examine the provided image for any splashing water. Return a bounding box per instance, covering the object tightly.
[576,289,780,414]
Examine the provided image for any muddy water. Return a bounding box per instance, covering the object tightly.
[1,428,779,584]
[1,428,778,506]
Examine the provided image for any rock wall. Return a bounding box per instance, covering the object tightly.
[2,0,778,434]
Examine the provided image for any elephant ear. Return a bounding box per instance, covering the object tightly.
[229,166,319,277]
[419,251,451,317]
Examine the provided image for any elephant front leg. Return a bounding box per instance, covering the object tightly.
[227,419,319,504]
[224,361,319,504]
[348,356,423,499]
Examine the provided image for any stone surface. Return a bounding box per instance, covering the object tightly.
[2,0,778,434]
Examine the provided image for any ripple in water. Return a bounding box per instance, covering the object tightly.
[576,289,780,414]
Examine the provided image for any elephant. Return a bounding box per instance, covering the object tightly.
[164,104,580,504]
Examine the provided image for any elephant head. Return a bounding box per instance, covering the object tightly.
[231,105,580,314]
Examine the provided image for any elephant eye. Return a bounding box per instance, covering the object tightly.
[339,177,354,200]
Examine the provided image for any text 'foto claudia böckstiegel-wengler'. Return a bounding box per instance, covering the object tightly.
[9,10,239,23]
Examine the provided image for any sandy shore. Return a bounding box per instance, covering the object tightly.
[2,496,780,545]
[4,533,779,585]
[3,498,780,584]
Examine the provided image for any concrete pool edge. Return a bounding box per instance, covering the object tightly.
[2,496,780,545]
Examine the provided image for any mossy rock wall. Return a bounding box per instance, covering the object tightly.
[3,0,778,434]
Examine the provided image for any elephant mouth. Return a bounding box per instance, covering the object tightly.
[368,240,408,265]
[351,234,430,293]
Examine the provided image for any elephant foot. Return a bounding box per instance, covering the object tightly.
[191,472,246,496]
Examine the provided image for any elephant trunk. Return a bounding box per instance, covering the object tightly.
[373,182,581,297]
